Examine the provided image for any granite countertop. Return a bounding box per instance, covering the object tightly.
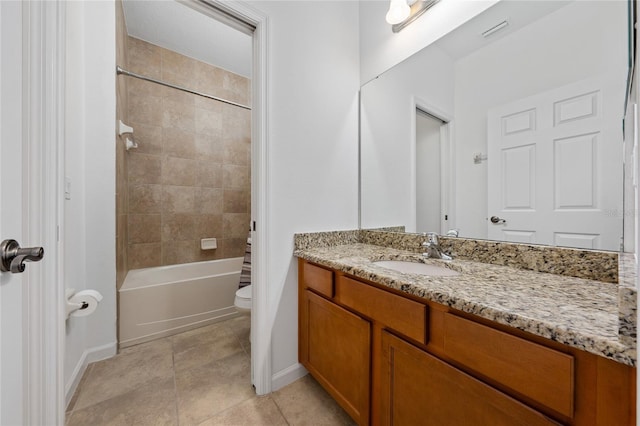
[295,243,636,366]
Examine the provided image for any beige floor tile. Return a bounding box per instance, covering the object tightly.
[74,337,174,410]
[66,363,94,413]
[197,396,287,426]
[224,315,251,354]
[66,376,177,426]
[176,352,254,425]
[172,322,244,372]
[272,375,356,426]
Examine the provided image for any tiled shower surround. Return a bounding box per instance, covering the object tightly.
[120,36,251,273]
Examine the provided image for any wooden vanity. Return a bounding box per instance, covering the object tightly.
[298,258,636,425]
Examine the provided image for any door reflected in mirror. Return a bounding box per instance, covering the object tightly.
[360,0,631,251]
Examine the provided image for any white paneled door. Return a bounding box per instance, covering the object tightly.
[0,2,27,423]
[1,2,64,424]
[487,75,624,250]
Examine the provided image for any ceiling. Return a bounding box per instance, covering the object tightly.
[435,1,572,61]
[122,0,252,78]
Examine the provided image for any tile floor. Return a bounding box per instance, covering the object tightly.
[66,316,355,425]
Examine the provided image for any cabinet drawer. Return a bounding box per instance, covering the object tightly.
[336,276,426,343]
[443,313,574,418]
[303,262,334,298]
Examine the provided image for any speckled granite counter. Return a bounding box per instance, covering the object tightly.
[294,242,637,366]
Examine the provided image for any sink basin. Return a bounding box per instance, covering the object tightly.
[373,260,460,277]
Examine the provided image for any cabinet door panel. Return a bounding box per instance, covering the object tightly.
[443,313,574,418]
[381,331,559,426]
[302,290,370,425]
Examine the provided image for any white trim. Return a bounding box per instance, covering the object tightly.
[271,363,308,392]
[207,0,271,395]
[22,1,65,424]
[65,341,117,408]
[411,96,455,234]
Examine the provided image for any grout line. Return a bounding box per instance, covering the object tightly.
[171,338,181,426]
[270,394,291,426]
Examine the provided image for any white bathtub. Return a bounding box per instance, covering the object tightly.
[118,257,244,348]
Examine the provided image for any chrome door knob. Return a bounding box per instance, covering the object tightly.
[0,239,44,273]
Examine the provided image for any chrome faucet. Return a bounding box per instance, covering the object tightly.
[422,232,452,260]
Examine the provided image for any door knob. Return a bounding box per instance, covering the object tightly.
[490,216,506,224]
[0,239,44,273]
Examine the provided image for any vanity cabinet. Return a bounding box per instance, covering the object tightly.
[380,331,557,426]
[298,259,636,426]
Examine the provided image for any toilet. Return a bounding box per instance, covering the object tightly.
[234,285,252,314]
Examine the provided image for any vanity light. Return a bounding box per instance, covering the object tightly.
[386,0,411,25]
[387,0,440,33]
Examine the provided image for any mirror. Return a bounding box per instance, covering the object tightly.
[360,0,632,252]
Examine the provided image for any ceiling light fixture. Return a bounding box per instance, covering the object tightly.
[387,0,440,33]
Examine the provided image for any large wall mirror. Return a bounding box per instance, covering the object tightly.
[360,0,634,252]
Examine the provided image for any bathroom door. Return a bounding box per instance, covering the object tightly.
[0,2,64,424]
[487,75,623,250]
[0,2,29,423]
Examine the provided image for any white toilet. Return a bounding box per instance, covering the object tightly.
[234,285,252,314]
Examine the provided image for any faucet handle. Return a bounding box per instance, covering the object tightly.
[425,232,439,244]
[445,229,459,237]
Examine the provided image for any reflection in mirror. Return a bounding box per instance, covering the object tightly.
[360,0,631,251]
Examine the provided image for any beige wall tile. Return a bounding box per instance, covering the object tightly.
[223,189,248,213]
[161,85,195,105]
[163,127,196,159]
[162,240,197,265]
[162,98,195,133]
[194,214,223,239]
[223,165,249,189]
[218,237,247,258]
[192,61,225,95]
[162,213,195,241]
[161,48,195,88]
[128,214,161,244]
[196,161,223,188]
[195,94,225,113]
[129,94,163,126]
[128,153,162,184]
[195,133,223,162]
[124,37,251,269]
[162,156,197,186]
[223,213,250,239]
[194,187,223,215]
[222,137,250,166]
[163,185,195,213]
[128,121,162,155]
[128,37,161,78]
[128,242,162,270]
[128,77,159,98]
[129,184,163,214]
[195,107,223,136]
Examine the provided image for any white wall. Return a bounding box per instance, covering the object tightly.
[360,45,454,231]
[246,0,360,385]
[64,1,117,403]
[359,0,497,84]
[454,0,628,238]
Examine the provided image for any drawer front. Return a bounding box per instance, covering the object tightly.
[303,262,334,298]
[336,276,427,343]
[443,313,574,418]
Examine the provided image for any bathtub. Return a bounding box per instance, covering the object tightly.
[118,257,244,348]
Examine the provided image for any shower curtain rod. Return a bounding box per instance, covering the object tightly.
[116,65,251,111]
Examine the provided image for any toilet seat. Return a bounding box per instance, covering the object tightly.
[234,285,252,311]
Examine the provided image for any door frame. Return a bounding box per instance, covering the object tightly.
[20,1,65,424]
[204,0,272,395]
[410,96,455,234]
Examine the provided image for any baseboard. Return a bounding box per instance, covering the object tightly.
[65,341,117,408]
[271,362,308,391]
